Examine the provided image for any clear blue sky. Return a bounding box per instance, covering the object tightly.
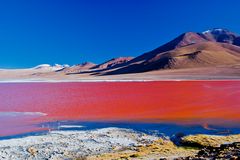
[0,0,239,68]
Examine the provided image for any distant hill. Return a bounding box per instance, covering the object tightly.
[202,28,238,44]
[92,57,133,70]
[34,64,69,71]
[59,62,96,73]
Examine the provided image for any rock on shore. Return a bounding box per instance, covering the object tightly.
[194,142,240,159]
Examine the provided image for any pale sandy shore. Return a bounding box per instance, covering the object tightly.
[0,65,240,82]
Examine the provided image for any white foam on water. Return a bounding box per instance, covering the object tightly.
[0,112,47,117]
[59,125,85,129]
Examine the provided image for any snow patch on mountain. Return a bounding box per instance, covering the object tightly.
[33,64,69,71]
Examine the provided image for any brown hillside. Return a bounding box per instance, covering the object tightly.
[105,42,240,74]
[60,62,96,74]
[92,57,133,69]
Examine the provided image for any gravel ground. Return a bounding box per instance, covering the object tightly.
[0,127,158,160]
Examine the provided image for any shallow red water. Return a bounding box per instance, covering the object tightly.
[0,81,239,136]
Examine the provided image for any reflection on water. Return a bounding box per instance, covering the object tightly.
[0,112,46,117]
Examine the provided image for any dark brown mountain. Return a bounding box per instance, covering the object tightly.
[103,29,240,75]
[104,42,240,74]
[129,32,207,64]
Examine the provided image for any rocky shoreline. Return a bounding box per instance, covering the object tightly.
[0,128,239,160]
[0,128,158,160]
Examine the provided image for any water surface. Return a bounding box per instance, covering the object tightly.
[0,81,239,137]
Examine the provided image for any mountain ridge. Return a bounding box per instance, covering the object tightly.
[101,28,240,75]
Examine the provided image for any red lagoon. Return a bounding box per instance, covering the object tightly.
[0,81,239,136]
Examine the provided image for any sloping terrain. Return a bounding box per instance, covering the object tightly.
[202,28,239,44]
[59,62,96,74]
[103,29,240,75]
[92,57,133,69]
[105,42,240,74]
